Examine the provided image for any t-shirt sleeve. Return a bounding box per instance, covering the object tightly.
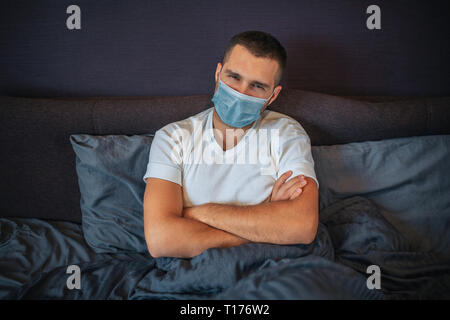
[276,121,319,189]
[142,129,183,186]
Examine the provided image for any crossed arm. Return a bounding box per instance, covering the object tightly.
[143,172,319,258]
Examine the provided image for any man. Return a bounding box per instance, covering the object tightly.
[143,31,319,258]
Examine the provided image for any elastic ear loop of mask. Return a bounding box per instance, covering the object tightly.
[218,64,223,83]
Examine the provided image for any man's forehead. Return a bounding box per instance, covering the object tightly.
[224,45,278,88]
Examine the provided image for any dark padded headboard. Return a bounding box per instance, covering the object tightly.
[1,90,449,223]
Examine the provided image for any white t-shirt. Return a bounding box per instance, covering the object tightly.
[143,106,319,207]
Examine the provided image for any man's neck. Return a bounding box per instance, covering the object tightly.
[212,108,253,151]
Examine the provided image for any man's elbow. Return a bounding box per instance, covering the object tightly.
[145,221,172,258]
[145,222,199,259]
[146,236,179,258]
[148,242,200,259]
[146,244,160,258]
[290,210,319,245]
[303,219,318,244]
[145,231,164,258]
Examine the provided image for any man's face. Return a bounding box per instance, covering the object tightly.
[214,44,282,111]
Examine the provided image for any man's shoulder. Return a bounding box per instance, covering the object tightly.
[259,109,308,134]
[155,107,212,137]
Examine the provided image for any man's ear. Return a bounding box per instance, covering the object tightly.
[261,85,282,114]
[213,62,223,94]
[215,62,223,83]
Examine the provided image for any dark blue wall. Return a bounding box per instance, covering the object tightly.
[0,0,449,97]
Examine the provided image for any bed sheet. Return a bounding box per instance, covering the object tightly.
[1,196,449,299]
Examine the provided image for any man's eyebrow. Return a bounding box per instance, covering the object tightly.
[224,68,271,89]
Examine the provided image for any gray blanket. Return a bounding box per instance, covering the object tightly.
[1,196,449,299]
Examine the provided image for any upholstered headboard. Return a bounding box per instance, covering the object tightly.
[1,90,449,223]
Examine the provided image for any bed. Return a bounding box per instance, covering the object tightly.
[0,89,449,299]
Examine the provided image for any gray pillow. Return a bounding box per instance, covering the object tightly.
[70,134,153,253]
[313,134,450,255]
[71,133,450,256]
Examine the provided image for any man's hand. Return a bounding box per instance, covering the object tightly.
[270,170,308,202]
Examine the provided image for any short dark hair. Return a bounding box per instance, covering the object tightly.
[222,31,287,87]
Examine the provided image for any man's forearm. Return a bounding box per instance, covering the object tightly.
[147,215,250,259]
[184,200,310,244]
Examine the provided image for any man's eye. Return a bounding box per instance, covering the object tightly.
[229,75,239,80]
[252,84,264,90]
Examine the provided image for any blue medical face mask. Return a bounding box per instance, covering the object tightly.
[211,70,275,128]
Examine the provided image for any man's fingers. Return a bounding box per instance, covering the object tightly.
[279,174,307,195]
[273,170,293,193]
[285,179,306,196]
[271,172,309,202]
[289,187,303,200]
